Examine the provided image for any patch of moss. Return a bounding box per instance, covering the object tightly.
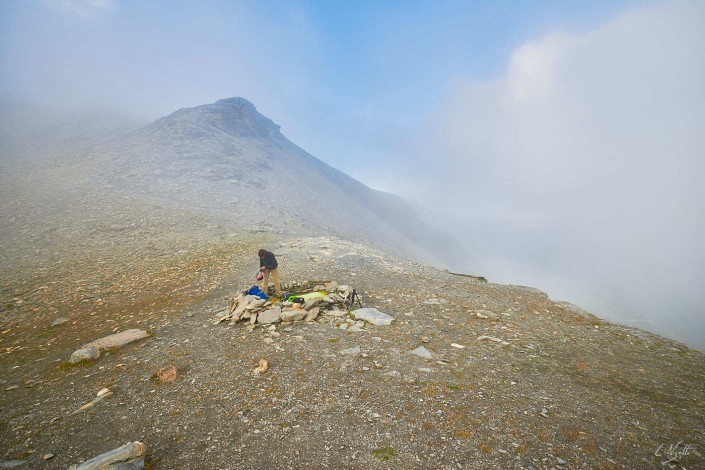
[452,429,473,440]
[36,328,54,339]
[59,359,94,370]
[144,455,159,469]
[328,338,339,343]
[372,447,396,461]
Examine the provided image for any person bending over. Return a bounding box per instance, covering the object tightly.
[258,249,281,298]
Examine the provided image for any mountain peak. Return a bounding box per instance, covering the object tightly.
[212,97,256,110]
[150,97,281,139]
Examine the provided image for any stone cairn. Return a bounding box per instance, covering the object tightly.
[214,280,355,326]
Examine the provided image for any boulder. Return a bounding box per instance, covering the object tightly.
[325,281,338,292]
[69,346,100,364]
[71,441,146,469]
[281,309,306,322]
[257,306,282,324]
[82,329,150,351]
[304,308,320,322]
[352,308,393,326]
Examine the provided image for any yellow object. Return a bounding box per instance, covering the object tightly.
[299,291,327,301]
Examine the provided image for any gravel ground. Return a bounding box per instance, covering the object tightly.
[2,231,704,469]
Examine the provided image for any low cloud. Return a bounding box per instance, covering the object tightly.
[425,0,705,347]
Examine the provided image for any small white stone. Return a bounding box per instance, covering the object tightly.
[410,346,433,359]
[340,346,361,355]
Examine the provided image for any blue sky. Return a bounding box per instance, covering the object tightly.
[1,0,704,348]
[1,0,647,179]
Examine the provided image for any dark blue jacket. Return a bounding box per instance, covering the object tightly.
[259,251,278,270]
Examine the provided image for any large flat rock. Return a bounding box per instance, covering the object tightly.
[82,329,150,351]
[352,308,394,325]
[257,306,282,324]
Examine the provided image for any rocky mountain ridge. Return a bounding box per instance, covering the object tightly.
[1,235,703,469]
[84,97,464,269]
[1,99,703,469]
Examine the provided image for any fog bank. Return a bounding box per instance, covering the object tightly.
[416,0,705,348]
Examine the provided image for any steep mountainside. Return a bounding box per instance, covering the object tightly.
[88,98,465,268]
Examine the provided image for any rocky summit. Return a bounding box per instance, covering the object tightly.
[85,97,465,268]
[0,99,704,469]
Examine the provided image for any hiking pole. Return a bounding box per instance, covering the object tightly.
[348,288,363,309]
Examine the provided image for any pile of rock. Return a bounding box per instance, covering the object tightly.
[214,280,356,326]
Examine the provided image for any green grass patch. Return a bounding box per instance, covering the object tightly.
[36,328,55,339]
[372,447,396,461]
[59,359,94,370]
